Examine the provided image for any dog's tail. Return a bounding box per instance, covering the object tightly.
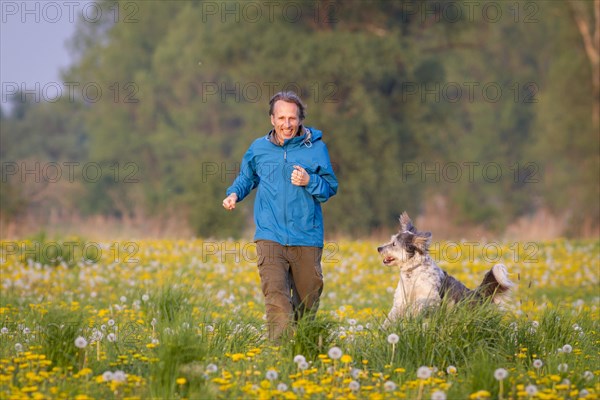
[476,264,513,306]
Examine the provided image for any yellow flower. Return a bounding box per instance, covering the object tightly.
[176,377,186,385]
[341,354,353,363]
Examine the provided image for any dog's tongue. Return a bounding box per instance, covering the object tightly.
[383,257,395,264]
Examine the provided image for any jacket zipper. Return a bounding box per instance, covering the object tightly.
[283,147,289,246]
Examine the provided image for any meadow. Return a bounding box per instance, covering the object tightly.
[0,237,598,399]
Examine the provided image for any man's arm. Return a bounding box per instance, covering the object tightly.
[224,146,259,208]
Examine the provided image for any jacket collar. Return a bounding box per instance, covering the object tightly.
[267,125,311,146]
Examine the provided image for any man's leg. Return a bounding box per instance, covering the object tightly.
[288,246,324,321]
[256,240,293,341]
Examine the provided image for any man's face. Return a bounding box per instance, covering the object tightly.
[270,100,301,145]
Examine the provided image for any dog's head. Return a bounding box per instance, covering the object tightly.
[377,212,432,267]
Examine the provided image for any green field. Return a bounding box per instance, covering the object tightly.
[0,238,598,399]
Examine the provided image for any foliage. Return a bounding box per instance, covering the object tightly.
[0,237,598,398]
[1,0,598,236]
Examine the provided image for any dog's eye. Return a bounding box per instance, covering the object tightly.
[392,242,396,247]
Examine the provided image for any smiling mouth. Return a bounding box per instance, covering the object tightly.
[383,256,395,265]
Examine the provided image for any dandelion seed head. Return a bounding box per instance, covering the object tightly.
[558,363,568,373]
[0,327,7,334]
[384,380,397,392]
[119,296,127,303]
[206,363,218,373]
[15,343,23,352]
[562,344,573,353]
[533,359,543,369]
[113,370,126,382]
[293,355,306,364]
[266,369,278,381]
[142,294,150,302]
[447,365,457,375]
[277,383,288,392]
[531,320,539,328]
[525,384,538,395]
[107,333,116,342]
[298,361,309,370]
[431,390,447,400]
[583,371,594,380]
[348,380,360,391]
[417,366,432,380]
[387,333,399,344]
[328,346,342,360]
[107,319,115,327]
[74,336,88,349]
[494,368,508,381]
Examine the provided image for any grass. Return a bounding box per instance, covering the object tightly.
[0,238,598,399]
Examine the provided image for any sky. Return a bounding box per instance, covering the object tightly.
[1,1,87,111]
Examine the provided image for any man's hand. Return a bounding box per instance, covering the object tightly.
[291,165,310,186]
[222,193,238,210]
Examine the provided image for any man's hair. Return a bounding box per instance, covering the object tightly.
[269,91,306,120]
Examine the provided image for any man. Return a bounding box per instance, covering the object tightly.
[222,91,338,341]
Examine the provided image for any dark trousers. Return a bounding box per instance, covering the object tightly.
[256,240,324,341]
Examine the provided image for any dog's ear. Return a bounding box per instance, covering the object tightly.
[412,232,432,253]
[399,211,416,232]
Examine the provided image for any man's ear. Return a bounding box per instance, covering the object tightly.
[412,232,432,253]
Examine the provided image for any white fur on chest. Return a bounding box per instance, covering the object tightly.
[388,260,444,321]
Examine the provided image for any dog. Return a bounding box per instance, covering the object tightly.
[378,212,513,327]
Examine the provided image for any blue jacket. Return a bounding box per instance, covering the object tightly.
[227,126,338,247]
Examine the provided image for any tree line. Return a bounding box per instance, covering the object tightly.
[1,0,598,238]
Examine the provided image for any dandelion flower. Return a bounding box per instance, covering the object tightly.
[293,355,306,364]
[113,370,126,382]
[107,333,116,342]
[328,346,342,360]
[351,368,361,379]
[298,361,309,370]
[384,380,397,392]
[494,368,508,381]
[75,336,88,349]
[387,333,399,344]
[583,371,594,380]
[348,380,360,391]
[176,377,186,385]
[15,343,23,352]
[431,390,447,400]
[558,363,568,373]
[562,344,573,353]
[108,319,115,327]
[533,359,543,369]
[266,369,278,381]
[206,363,218,373]
[142,294,149,302]
[525,384,538,396]
[447,365,458,375]
[119,296,127,303]
[417,366,432,380]
[102,371,113,381]
[206,325,214,333]
[1,327,7,334]
[277,383,288,391]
